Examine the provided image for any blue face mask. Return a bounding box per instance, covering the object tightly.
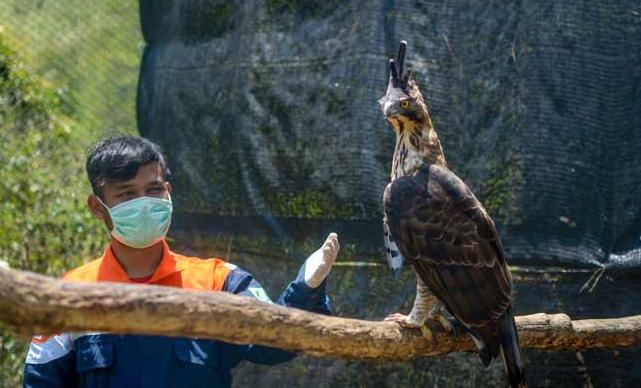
[97,195,173,249]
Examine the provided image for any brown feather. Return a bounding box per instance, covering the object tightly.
[383,164,512,326]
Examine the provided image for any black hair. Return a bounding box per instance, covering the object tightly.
[86,135,170,198]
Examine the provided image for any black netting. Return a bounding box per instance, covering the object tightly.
[138,0,641,270]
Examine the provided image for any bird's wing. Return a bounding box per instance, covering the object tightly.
[383,164,512,326]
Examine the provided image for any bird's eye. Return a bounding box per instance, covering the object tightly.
[400,100,410,109]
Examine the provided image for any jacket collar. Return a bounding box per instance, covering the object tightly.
[98,239,183,283]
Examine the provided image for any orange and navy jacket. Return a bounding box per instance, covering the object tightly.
[23,240,331,388]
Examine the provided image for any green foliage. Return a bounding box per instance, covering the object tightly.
[0,0,141,143]
[266,191,356,218]
[480,156,524,225]
[0,3,140,381]
[0,35,106,387]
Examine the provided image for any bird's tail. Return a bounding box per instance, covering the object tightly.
[499,308,526,388]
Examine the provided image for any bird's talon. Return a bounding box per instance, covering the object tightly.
[420,325,433,340]
[428,313,463,337]
[435,315,463,337]
[384,313,423,329]
[449,317,464,337]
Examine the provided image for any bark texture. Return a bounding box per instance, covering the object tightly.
[1,267,640,360]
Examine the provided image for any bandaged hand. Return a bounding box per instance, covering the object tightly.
[304,233,340,288]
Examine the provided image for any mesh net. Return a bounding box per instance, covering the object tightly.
[0,0,142,138]
[138,0,641,270]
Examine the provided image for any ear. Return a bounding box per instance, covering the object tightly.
[87,194,108,222]
[165,181,173,195]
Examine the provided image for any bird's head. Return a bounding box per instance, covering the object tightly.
[378,41,431,134]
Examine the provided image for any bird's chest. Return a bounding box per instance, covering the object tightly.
[393,148,428,180]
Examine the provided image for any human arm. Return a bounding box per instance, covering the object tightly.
[223,233,339,365]
[23,334,77,387]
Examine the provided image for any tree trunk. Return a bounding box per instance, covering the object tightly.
[1,267,640,360]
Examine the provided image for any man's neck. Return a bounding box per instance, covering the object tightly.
[110,239,164,279]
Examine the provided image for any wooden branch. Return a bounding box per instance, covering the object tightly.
[1,267,640,360]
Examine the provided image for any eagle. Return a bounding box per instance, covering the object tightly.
[379,41,526,387]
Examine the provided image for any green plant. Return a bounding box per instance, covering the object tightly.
[0,0,141,143]
[0,35,106,387]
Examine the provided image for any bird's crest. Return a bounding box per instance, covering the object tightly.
[379,40,431,131]
[387,40,411,92]
[380,40,423,108]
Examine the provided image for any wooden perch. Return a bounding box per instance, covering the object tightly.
[1,267,640,360]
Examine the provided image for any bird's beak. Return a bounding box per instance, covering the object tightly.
[380,91,402,120]
[379,99,392,118]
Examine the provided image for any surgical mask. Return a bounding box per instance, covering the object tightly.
[97,194,173,249]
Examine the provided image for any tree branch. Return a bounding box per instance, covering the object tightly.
[1,267,640,360]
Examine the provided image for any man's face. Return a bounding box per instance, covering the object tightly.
[88,161,172,229]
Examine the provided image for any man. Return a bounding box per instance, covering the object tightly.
[23,135,340,387]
